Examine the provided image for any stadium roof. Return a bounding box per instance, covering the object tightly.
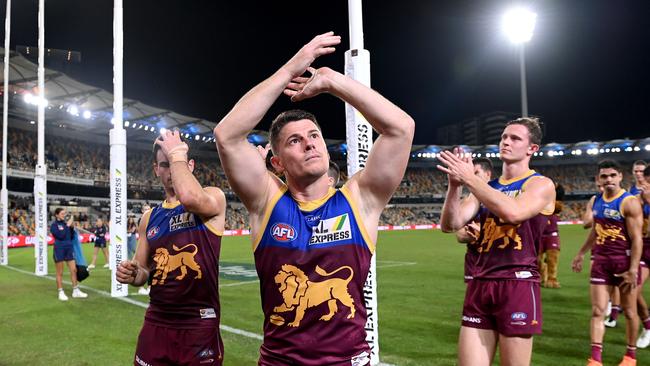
[0,48,219,147]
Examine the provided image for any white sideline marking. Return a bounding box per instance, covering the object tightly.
[220,279,259,287]
[376,260,417,269]
[3,265,399,364]
[3,265,262,340]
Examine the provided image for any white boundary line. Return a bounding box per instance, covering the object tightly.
[3,265,263,340]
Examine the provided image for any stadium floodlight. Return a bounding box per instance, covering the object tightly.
[634,146,641,152]
[599,148,604,153]
[67,105,79,116]
[124,121,129,127]
[160,127,167,135]
[502,7,537,117]
[502,7,537,44]
[23,93,33,104]
[82,110,91,119]
[30,120,35,125]
[195,135,200,140]
[645,144,650,151]
[575,149,582,155]
[143,126,149,131]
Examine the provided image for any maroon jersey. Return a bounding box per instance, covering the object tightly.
[474,171,552,281]
[542,214,559,237]
[144,201,223,329]
[592,190,636,262]
[254,186,373,366]
[464,214,482,282]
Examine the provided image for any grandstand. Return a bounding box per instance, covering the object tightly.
[2,121,648,236]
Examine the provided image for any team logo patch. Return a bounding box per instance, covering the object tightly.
[310,213,352,245]
[271,223,297,242]
[511,312,527,321]
[170,212,196,231]
[147,226,160,239]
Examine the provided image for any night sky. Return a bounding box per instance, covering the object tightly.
[3,0,650,145]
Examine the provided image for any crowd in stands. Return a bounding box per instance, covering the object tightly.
[0,128,644,234]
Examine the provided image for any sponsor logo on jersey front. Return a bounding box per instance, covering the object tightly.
[604,208,622,220]
[310,213,352,245]
[170,212,196,231]
[271,223,297,242]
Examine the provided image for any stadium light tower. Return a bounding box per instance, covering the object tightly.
[501,7,537,117]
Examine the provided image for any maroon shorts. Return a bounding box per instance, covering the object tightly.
[541,234,560,252]
[590,259,641,286]
[641,243,650,268]
[134,321,223,366]
[461,279,542,336]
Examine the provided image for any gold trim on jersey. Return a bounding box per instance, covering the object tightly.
[162,200,182,209]
[498,169,536,186]
[603,189,625,203]
[293,187,337,212]
[340,185,375,254]
[620,195,637,218]
[253,185,289,251]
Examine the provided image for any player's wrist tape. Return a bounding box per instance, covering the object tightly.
[167,145,189,163]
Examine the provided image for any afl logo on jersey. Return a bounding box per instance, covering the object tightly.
[147,226,160,240]
[271,223,297,242]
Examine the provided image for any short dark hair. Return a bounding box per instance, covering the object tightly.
[328,161,341,186]
[54,207,65,216]
[505,117,543,146]
[473,157,493,177]
[633,160,647,167]
[644,165,650,178]
[269,109,321,153]
[597,159,622,174]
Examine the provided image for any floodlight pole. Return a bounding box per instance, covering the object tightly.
[345,1,380,365]
[519,44,528,117]
[109,0,128,297]
[1,0,11,266]
[33,0,48,276]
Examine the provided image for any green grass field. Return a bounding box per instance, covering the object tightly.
[1,225,649,365]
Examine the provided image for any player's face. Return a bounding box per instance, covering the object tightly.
[473,165,491,182]
[273,119,329,182]
[633,164,646,184]
[153,149,173,190]
[499,124,538,164]
[597,168,622,194]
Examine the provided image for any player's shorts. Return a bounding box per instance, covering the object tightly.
[461,279,542,336]
[591,258,641,286]
[53,244,74,262]
[641,242,650,268]
[541,234,560,251]
[94,240,107,248]
[134,321,223,366]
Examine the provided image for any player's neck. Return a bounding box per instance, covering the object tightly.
[500,160,532,182]
[286,175,331,202]
[603,187,623,200]
[163,188,179,206]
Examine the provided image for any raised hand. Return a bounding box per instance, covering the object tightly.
[156,130,189,163]
[284,67,336,102]
[281,32,341,79]
[436,147,474,187]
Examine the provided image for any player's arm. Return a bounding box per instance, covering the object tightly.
[214,32,341,214]
[288,67,414,216]
[116,209,152,286]
[622,196,644,279]
[583,195,596,229]
[155,130,225,218]
[571,227,596,273]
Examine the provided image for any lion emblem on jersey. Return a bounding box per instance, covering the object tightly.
[595,223,626,245]
[152,243,202,285]
[271,264,355,327]
[479,217,522,252]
